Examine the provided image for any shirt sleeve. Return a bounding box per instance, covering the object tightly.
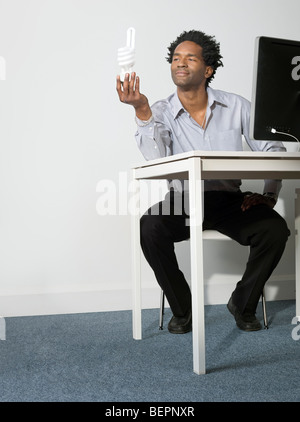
[135,110,172,161]
[241,96,286,197]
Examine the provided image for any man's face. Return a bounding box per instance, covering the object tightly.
[171,41,213,89]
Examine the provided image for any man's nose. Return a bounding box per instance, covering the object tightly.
[177,59,187,67]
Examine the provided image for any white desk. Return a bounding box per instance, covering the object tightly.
[131,151,300,374]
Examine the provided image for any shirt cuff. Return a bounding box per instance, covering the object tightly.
[263,180,282,197]
[135,115,154,127]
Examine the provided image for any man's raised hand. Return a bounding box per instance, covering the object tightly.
[116,72,152,120]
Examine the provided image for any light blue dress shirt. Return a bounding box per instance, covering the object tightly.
[135,87,285,196]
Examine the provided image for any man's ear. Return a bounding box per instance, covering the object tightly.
[205,66,213,79]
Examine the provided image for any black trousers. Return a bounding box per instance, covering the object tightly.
[140,190,290,317]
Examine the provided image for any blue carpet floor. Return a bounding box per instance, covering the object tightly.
[0,300,299,402]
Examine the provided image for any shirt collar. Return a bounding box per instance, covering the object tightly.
[170,87,228,119]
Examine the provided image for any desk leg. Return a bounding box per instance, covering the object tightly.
[295,189,300,319]
[189,158,206,375]
[131,170,142,339]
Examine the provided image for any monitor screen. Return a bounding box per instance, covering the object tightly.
[250,36,300,142]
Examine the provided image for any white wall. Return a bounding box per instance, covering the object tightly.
[0,0,299,316]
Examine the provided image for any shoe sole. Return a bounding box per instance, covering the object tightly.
[236,322,262,332]
[227,301,262,331]
[168,325,192,334]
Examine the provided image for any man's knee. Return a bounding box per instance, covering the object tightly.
[271,217,290,241]
[258,216,290,246]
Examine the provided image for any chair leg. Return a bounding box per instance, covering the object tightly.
[261,288,269,329]
[159,289,165,330]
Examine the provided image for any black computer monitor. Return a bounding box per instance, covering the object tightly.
[250,36,300,142]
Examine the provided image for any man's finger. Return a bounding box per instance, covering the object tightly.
[116,75,122,97]
[128,72,136,93]
[135,75,140,94]
[122,73,130,93]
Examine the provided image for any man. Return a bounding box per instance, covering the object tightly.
[116,30,290,333]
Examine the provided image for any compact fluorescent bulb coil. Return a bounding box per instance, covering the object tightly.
[117,27,136,81]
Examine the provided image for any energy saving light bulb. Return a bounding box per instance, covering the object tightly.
[117,27,136,82]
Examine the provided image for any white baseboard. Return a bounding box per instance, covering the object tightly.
[0,276,295,317]
[0,289,134,317]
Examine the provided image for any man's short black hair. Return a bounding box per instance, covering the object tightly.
[166,30,223,86]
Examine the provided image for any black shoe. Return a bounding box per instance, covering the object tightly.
[227,296,262,331]
[168,309,192,334]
